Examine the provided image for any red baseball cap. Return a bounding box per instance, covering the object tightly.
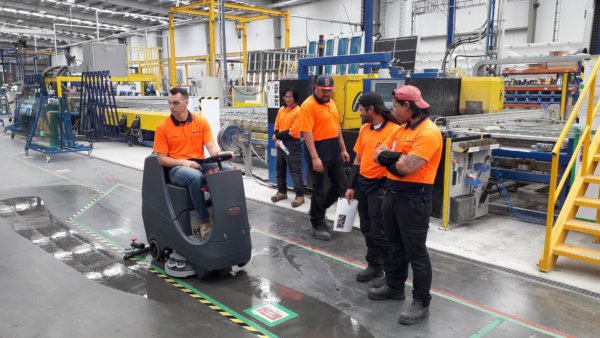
[393,85,430,109]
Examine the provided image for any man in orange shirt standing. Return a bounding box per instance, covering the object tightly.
[370,85,442,325]
[298,74,350,241]
[153,87,232,242]
[271,88,304,207]
[345,92,398,284]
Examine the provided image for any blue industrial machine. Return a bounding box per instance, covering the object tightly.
[266,79,310,187]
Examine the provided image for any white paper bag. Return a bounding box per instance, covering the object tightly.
[333,198,358,232]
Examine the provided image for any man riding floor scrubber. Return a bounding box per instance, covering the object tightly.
[141,153,252,278]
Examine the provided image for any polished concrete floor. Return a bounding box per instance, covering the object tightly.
[1,135,599,338]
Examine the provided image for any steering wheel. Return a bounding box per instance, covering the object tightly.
[203,152,233,164]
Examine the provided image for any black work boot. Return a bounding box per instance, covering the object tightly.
[356,266,384,282]
[371,276,386,289]
[367,284,405,300]
[310,227,331,241]
[398,299,429,325]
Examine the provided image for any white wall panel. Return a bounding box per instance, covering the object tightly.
[152,0,595,75]
[288,0,360,46]
[557,0,589,43]
[247,19,276,50]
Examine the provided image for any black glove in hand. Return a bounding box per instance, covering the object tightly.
[377,151,401,166]
[386,163,404,177]
[275,130,293,140]
[348,164,360,189]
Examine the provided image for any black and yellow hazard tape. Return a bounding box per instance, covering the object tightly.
[198,97,219,112]
[128,256,275,338]
[65,185,124,252]
[67,192,104,224]
[62,185,274,337]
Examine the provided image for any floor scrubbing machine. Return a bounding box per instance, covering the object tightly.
[142,149,252,278]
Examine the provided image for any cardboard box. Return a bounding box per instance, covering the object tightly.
[528,63,547,70]
[547,61,578,70]
[549,50,568,56]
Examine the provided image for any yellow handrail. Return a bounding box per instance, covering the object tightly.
[541,59,600,269]
[552,98,600,198]
[554,125,590,195]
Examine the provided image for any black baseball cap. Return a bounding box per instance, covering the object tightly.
[358,92,391,115]
[315,74,334,89]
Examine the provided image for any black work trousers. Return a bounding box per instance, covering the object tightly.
[308,156,348,229]
[276,139,304,196]
[356,185,391,270]
[382,192,432,306]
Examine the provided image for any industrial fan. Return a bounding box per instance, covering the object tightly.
[217,124,253,177]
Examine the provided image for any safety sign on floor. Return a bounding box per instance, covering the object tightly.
[244,302,297,327]
[103,226,131,237]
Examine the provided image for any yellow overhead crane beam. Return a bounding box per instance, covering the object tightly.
[168,1,290,86]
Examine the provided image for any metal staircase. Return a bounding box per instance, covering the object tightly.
[539,59,600,272]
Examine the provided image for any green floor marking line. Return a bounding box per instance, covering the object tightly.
[15,151,275,336]
[38,163,570,338]
[64,190,276,338]
[470,318,505,338]
[147,264,278,338]
[70,219,123,252]
[244,302,298,328]
[252,227,572,338]
[69,184,121,221]
[431,290,566,338]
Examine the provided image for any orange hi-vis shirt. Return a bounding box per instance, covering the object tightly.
[354,121,399,179]
[153,112,213,160]
[382,118,442,184]
[298,95,340,141]
[274,105,301,138]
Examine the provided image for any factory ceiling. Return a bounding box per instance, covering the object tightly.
[0,0,302,49]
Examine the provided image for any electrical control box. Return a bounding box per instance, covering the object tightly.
[459,77,505,114]
[81,42,128,77]
[432,134,499,225]
[331,74,377,129]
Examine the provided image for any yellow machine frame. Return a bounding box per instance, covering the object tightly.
[168,0,291,86]
[126,47,164,93]
[127,47,245,89]
[45,74,159,97]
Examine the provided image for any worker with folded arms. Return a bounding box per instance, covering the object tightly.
[345,92,398,285]
[370,85,442,325]
[271,88,305,208]
[298,74,350,241]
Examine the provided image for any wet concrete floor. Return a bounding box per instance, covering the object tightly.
[0,138,598,337]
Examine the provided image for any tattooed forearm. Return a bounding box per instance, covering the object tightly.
[395,154,426,176]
